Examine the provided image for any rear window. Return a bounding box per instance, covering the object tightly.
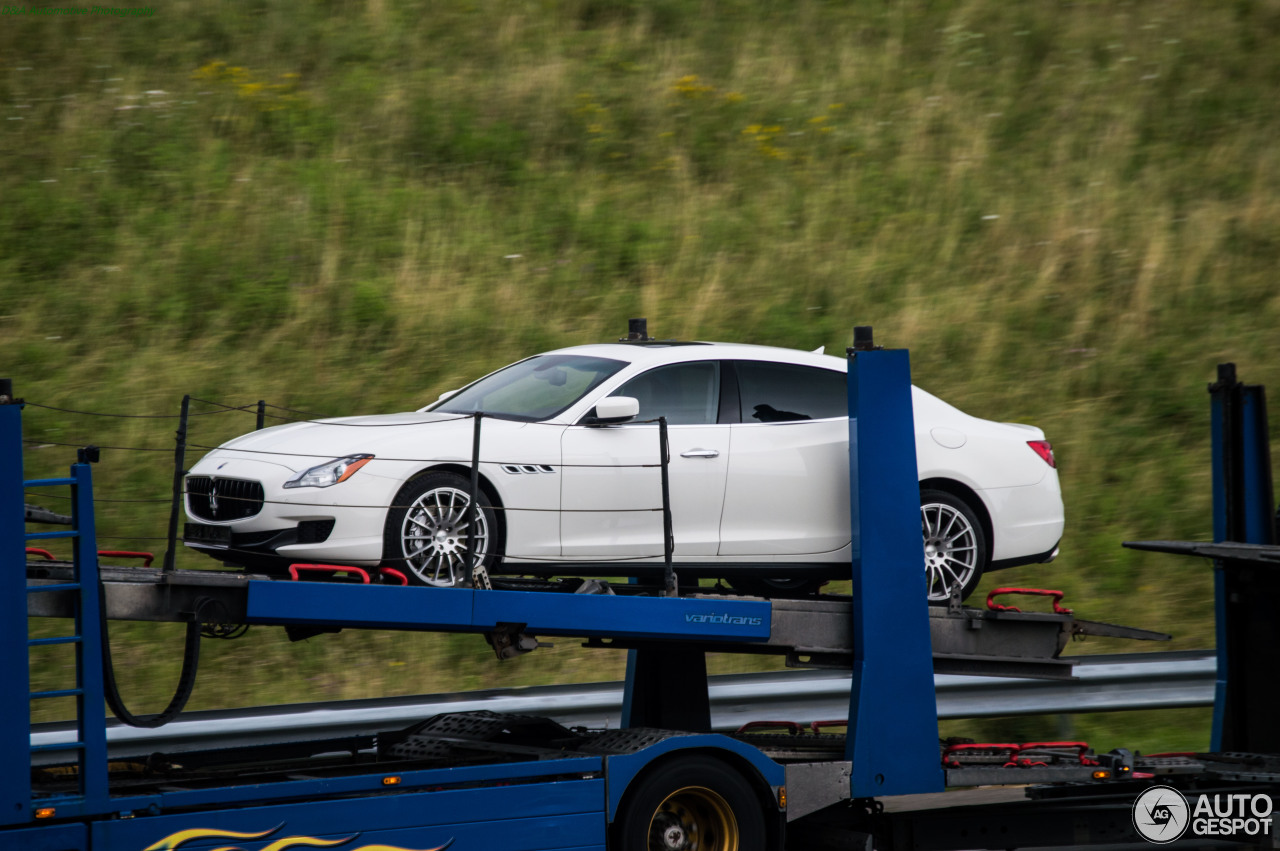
[735,362,847,422]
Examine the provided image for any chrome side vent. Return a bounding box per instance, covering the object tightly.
[500,465,557,475]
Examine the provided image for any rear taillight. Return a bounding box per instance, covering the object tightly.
[1027,440,1056,468]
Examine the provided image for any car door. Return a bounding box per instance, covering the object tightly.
[560,360,731,559]
[719,361,850,558]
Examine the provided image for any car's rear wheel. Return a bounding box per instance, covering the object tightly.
[383,471,497,587]
[921,488,986,603]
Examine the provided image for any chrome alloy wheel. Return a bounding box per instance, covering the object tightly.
[400,485,490,587]
[921,499,980,602]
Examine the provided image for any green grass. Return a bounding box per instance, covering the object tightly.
[7,1,1280,750]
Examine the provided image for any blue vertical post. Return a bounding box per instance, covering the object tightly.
[0,391,32,825]
[1208,364,1276,752]
[71,461,109,810]
[844,342,944,797]
[1208,382,1228,752]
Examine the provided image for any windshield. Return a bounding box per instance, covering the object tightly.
[430,354,628,421]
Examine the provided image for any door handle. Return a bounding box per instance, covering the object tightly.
[680,449,720,458]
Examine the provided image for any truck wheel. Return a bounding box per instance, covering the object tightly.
[614,755,767,851]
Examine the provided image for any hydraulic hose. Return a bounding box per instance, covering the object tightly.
[98,585,202,728]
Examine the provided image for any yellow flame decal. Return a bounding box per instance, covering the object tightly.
[144,826,282,851]
[261,838,356,851]
[265,840,452,851]
[143,824,451,851]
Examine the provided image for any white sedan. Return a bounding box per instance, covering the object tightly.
[183,339,1063,600]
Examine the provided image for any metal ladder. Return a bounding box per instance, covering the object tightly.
[2,384,109,823]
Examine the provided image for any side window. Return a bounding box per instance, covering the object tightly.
[614,362,721,425]
[735,362,846,422]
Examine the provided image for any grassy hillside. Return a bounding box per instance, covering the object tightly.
[7,1,1280,750]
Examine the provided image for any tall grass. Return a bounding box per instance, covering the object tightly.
[7,1,1280,746]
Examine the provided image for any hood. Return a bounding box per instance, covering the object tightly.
[200,411,529,472]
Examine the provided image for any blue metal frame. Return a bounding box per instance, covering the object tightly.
[81,755,606,826]
[1210,383,1229,752]
[95,779,608,851]
[0,401,30,825]
[12,485,110,822]
[246,582,772,643]
[1210,383,1274,545]
[3,400,112,828]
[844,348,944,797]
[1208,370,1276,752]
[3,344,946,845]
[70,462,109,815]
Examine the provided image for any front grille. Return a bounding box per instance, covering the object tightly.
[187,476,264,521]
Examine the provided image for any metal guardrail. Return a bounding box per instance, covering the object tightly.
[31,650,1215,763]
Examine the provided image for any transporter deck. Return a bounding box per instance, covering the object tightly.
[25,560,1168,679]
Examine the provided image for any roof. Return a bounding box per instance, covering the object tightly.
[545,341,849,372]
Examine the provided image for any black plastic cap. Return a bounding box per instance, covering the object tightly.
[623,318,651,342]
[849,325,880,354]
[1211,362,1238,393]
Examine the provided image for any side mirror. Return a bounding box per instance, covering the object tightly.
[588,396,640,425]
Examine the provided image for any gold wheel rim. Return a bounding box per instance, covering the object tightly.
[647,785,739,851]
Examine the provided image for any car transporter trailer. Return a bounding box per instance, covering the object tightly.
[3,332,1279,850]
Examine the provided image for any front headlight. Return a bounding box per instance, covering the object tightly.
[283,454,374,489]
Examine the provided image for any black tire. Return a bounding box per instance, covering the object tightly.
[613,755,769,851]
[921,488,987,603]
[726,576,826,598]
[383,471,498,587]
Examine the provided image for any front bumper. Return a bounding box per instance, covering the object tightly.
[183,455,395,567]
[185,518,335,556]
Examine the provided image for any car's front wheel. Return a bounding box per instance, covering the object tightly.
[383,471,497,587]
[921,488,987,603]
